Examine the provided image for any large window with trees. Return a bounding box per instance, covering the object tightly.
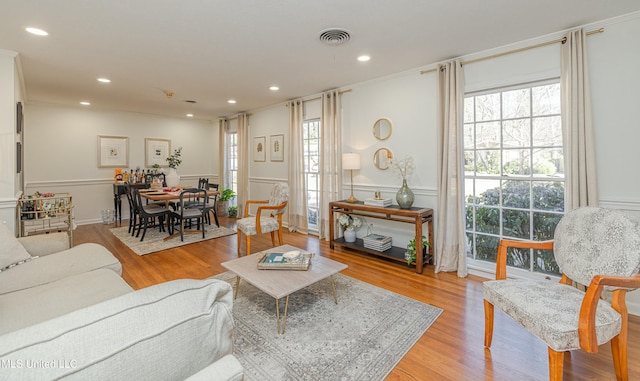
[464,81,564,276]
[303,119,320,231]
[227,132,238,206]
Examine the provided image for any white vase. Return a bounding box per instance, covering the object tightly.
[166,168,180,187]
[344,228,357,243]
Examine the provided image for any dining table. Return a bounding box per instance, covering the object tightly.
[139,187,220,240]
[139,187,219,208]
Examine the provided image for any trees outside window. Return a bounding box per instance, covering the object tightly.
[464,81,564,276]
[303,119,320,230]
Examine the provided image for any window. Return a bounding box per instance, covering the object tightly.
[227,132,238,206]
[303,119,320,230]
[464,81,564,276]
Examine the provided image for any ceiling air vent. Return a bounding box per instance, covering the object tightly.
[318,28,351,46]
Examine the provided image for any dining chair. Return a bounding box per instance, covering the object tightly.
[483,207,640,381]
[124,185,139,236]
[169,188,208,241]
[236,182,288,256]
[201,181,219,227]
[145,173,167,187]
[132,188,171,241]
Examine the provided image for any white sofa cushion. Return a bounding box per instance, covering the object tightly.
[0,222,31,271]
[0,278,235,381]
[0,243,122,295]
[0,268,133,335]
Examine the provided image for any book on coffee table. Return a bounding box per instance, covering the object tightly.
[257,252,314,270]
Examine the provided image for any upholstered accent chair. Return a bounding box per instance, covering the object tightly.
[236,182,288,256]
[483,207,640,381]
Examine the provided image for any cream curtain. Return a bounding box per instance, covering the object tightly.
[318,90,342,241]
[435,60,467,277]
[287,100,308,233]
[217,119,228,190]
[237,114,249,215]
[561,29,599,209]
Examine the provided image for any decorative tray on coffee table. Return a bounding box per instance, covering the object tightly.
[257,251,314,271]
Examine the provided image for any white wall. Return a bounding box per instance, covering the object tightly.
[0,50,22,234]
[24,103,219,223]
[246,104,289,207]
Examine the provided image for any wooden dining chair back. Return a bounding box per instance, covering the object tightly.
[132,189,170,242]
[124,185,139,235]
[145,173,167,187]
[169,188,208,241]
[236,182,288,256]
[483,207,640,380]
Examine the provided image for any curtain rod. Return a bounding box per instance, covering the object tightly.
[419,28,604,75]
[286,88,352,106]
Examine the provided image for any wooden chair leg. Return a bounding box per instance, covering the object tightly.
[611,335,628,381]
[277,227,283,245]
[237,230,242,256]
[270,231,276,246]
[483,299,494,348]
[246,236,251,255]
[548,348,564,381]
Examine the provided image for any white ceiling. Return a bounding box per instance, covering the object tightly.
[1,1,639,121]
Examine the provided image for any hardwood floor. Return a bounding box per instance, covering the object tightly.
[75,218,640,381]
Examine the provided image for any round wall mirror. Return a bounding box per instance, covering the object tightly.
[372,118,393,140]
[373,148,393,170]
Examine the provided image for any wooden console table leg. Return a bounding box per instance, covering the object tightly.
[329,206,335,249]
[415,216,424,274]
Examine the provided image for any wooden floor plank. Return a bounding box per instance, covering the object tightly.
[73,218,640,381]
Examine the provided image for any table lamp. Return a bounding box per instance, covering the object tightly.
[342,153,361,203]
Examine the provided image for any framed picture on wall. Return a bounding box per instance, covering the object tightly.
[270,134,284,162]
[145,138,171,167]
[254,136,266,162]
[98,135,129,168]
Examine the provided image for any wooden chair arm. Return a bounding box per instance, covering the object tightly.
[495,239,554,280]
[254,201,288,235]
[243,199,268,217]
[579,274,640,353]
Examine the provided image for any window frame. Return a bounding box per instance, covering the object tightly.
[463,79,565,279]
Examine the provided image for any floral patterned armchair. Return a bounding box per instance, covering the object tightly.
[483,207,640,381]
[236,182,288,256]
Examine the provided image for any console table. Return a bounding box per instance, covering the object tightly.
[329,200,434,274]
[113,183,149,224]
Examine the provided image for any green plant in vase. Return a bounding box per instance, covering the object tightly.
[406,235,429,266]
[228,205,238,218]
[216,188,236,217]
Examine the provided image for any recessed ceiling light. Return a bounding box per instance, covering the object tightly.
[227,99,237,104]
[97,78,111,83]
[269,86,279,91]
[186,113,194,117]
[357,55,371,62]
[25,27,48,36]
[80,101,91,106]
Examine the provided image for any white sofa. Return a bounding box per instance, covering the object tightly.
[0,223,243,380]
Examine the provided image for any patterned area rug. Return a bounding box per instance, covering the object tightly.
[109,225,236,255]
[213,271,442,380]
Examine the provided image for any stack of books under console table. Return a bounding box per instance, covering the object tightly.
[329,200,434,274]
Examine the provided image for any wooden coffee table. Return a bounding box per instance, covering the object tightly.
[221,244,348,334]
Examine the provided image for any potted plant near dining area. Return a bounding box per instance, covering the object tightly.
[165,147,182,187]
[216,188,236,217]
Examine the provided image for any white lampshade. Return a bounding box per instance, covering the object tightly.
[342,153,361,170]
